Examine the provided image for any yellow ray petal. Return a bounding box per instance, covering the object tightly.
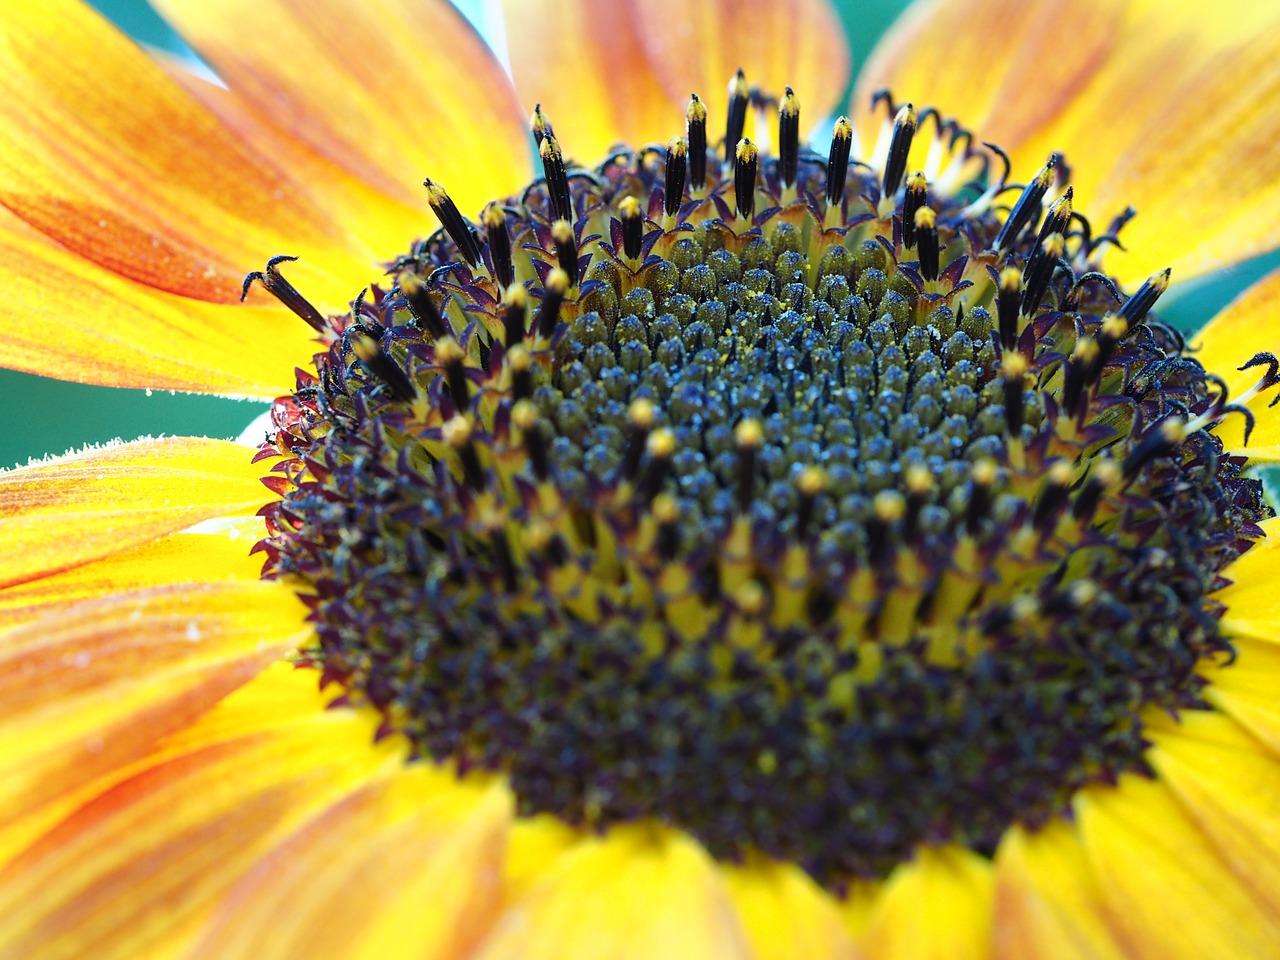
[0,579,305,827]
[473,825,750,960]
[0,523,264,632]
[0,437,274,590]
[992,821,1130,960]
[1215,516,1280,641]
[0,210,318,397]
[1202,637,1280,756]
[722,859,859,960]
[1076,773,1280,958]
[1190,265,1280,452]
[859,846,994,960]
[1147,710,1280,923]
[151,0,528,220]
[631,0,850,135]
[0,0,370,307]
[189,771,511,960]
[854,0,1280,285]
[0,663,396,960]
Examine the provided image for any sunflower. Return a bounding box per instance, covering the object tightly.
[4,0,1280,956]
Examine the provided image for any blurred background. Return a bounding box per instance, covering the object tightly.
[3,0,1277,467]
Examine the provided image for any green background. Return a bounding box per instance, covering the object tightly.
[2,0,1276,467]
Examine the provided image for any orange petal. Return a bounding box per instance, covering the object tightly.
[1147,710,1280,924]
[722,860,859,960]
[859,846,994,959]
[0,0,371,306]
[0,664,399,960]
[190,771,510,959]
[151,0,529,220]
[0,523,264,632]
[0,437,273,590]
[631,0,851,136]
[473,825,750,960]
[992,821,1132,960]
[854,0,1280,284]
[0,209,318,397]
[0,579,306,829]
[1076,773,1280,958]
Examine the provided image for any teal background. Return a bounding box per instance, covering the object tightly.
[2,0,1277,467]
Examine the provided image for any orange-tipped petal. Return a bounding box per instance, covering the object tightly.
[722,860,859,960]
[0,0,370,307]
[473,825,750,960]
[992,822,1130,960]
[632,0,850,134]
[859,846,994,959]
[0,437,273,590]
[0,209,317,397]
[0,664,399,960]
[0,579,306,830]
[1077,773,1280,958]
[0,523,265,632]
[854,0,1280,284]
[1191,265,1280,452]
[190,770,510,959]
[151,0,528,220]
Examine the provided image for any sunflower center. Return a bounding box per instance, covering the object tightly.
[256,89,1270,887]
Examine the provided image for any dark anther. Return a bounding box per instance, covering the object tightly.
[996,266,1022,349]
[502,284,528,349]
[794,466,826,540]
[619,196,644,260]
[1118,268,1172,325]
[1000,350,1029,436]
[489,526,518,593]
[424,178,482,267]
[914,206,939,282]
[620,398,656,482]
[638,428,676,504]
[350,325,416,403]
[881,103,917,199]
[551,219,580,286]
[902,172,927,248]
[734,138,759,221]
[507,345,534,402]
[686,94,708,191]
[903,464,933,541]
[434,336,470,407]
[530,103,554,147]
[868,491,905,570]
[1122,416,1188,480]
[664,137,688,217]
[1034,187,1074,246]
[1062,336,1101,416]
[511,399,548,480]
[399,273,448,340]
[241,255,327,333]
[539,134,573,223]
[1071,459,1120,522]
[1032,461,1074,533]
[483,204,514,289]
[993,156,1057,252]
[1019,231,1065,317]
[826,117,853,207]
[443,416,485,491]
[779,87,800,191]
[724,69,750,166]
[652,494,681,561]
[535,269,569,339]
[966,459,998,533]
[734,419,763,513]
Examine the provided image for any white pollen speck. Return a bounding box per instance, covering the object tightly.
[145,388,153,397]
[186,621,202,642]
[71,651,91,669]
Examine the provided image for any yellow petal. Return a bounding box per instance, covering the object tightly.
[0,437,273,590]
[189,770,511,960]
[0,579,305,825]
[0,210,317,397]
[151,0,528,219]
[1190,265,1280,452]
[1202,637,1280,756]
[1147,710,1280,923]
[859,846,994,960]
[0,523,265,632]
[1215,515,1280,641]
[993,821,1129,960]
[722,859,859,960]
[0,0,369,307]
[1076,773,1280,958]
[0,663,395,960]
[473,825,750,960]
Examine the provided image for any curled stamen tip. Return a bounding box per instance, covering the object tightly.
[265,253,300,270]
[240,271,264,302]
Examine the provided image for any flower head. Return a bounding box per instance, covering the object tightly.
[4,0,1280,956]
